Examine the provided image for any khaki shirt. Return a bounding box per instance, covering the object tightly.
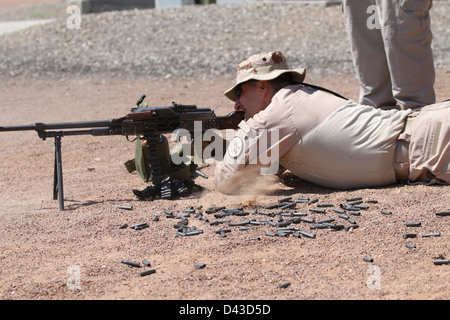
[214,84,411,193]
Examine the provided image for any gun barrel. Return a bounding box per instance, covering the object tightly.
[0,119,123,132]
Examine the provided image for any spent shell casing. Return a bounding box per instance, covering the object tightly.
[381,210,392,215]
[118,205,133,210]
[194,263,206,269]
[300,217,314,223]
[139,269,156,277]
[121,260,141,268]
[298,230,316,238]
[347,217,357,224]
[278,197,292,203]
[311,224,328,229]
[184,230,203,236]
[292,212,308,216]
[318,218,335,224]
[280,202,296,210]
[130,222,149,230]
[435,211,450,217]
[403,233,417,239]
[309,208,326,214]
[142,259,151,267]
[265,232,277,237]
[317,203,334,208]
[195,170,208,179]
[406,222,421,227]
[277,282,291,289]
[363,256,373,263]
[406,243,416,249]
[346,197,362,202]
[229,221,250,226]
[433,259,450,265]
[422,233,441,237]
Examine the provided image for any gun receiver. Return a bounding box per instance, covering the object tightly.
[0,100,244,210]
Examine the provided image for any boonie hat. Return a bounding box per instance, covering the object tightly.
[224,51,306,102]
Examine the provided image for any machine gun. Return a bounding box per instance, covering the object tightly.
[0,95,245,211]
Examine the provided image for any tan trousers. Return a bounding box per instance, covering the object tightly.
[343,0,436,110]
[408,100,450,185]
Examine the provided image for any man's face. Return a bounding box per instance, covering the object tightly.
[234,81,266,120]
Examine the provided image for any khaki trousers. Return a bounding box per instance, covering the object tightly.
[408,100,450,185]
[343,0,436,109]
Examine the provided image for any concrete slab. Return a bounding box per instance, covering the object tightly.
[0,19,53,36]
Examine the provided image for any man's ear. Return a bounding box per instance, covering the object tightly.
[259,80,269,96]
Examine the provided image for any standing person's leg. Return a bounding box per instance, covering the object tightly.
[377,0,436,110]
[343,0,396,108]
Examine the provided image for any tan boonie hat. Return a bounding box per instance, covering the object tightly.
[224,51,306,102]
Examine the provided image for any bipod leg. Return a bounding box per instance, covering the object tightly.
[53,135,64,211]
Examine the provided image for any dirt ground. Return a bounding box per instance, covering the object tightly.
[0,0,60,10]
[0,0,449,306]
[0,70,449,304]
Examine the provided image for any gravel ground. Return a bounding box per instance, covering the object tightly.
[0,1,449,304]
[0,1,448,80]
